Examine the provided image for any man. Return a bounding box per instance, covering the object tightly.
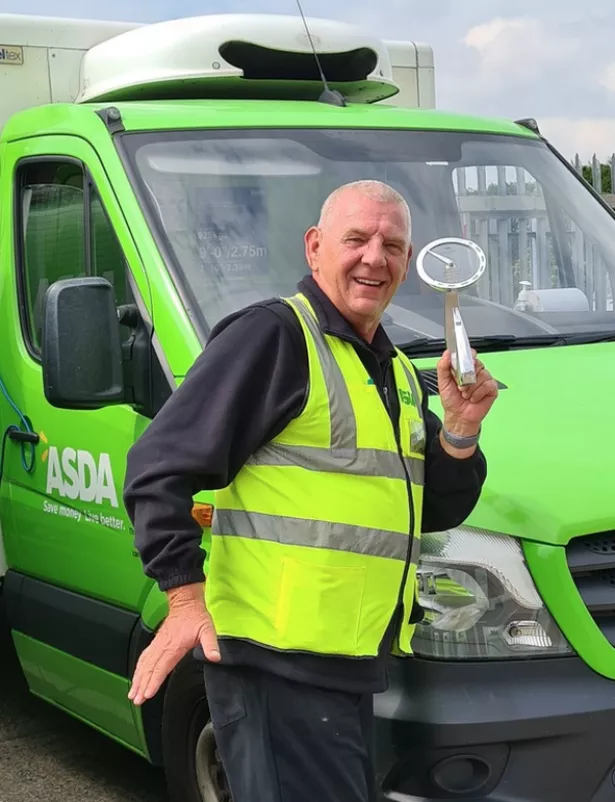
[123,180,498,802]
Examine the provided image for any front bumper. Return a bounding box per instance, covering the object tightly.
[373,655,615,801]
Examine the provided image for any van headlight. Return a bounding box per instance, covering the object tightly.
[412,527,573,659]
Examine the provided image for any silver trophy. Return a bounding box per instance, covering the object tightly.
[416,237,487,386]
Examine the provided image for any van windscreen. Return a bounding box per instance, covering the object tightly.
[121,128,615,348]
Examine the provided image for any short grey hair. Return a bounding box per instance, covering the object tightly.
[317,180,412,243]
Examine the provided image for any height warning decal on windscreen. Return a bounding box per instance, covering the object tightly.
[194,185,269,280]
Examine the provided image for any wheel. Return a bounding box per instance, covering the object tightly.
[161,654,232,802]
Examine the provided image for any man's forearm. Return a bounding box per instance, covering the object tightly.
[420,407,487,533]
[123,304,307,593]
[124,452,207,591]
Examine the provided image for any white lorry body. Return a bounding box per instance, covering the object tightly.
[0,12,435,129]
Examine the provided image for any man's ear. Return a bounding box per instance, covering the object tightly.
[401,243,413,282]
[304,226,321,272]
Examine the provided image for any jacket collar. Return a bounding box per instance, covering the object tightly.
[296,274,397,362]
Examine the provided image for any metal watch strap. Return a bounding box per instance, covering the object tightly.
[441,425,481,450]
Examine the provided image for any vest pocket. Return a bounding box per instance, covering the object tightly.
[275,555,366,655]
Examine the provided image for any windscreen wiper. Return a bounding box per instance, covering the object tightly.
[396,336,440,354]
[399,334,518,356]
[399,331,615,357]
[559,331,615,345]
[493,332,615,347]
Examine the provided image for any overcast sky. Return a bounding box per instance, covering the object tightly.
[2,0,614,161]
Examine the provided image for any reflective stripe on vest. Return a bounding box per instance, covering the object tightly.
[245,294,425,487]
[214,508,410,561]
[247,443,424,486]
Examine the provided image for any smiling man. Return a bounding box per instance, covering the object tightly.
[123,179,498,802]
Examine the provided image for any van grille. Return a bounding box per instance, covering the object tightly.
[565,533,615,646]
[418,368,507,396]
[418,369,440,395]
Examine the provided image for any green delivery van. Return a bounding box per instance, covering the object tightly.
[1,10,615,802]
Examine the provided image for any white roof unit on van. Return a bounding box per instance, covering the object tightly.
[76,13,400,104]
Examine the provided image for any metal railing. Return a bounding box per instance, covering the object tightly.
[571,153,615,208]
[452,160,613,312]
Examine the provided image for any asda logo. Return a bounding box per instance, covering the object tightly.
[41,433,119,508]
[398,389,416,407]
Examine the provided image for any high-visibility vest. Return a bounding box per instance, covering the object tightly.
[206,292,426,658]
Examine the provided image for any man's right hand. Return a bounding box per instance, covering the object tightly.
[128,582,221,706]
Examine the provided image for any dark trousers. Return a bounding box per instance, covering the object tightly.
[203,662,379,802]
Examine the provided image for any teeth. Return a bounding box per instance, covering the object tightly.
[355,278,382,286]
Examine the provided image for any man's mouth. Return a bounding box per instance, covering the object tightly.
[354,278,384,287]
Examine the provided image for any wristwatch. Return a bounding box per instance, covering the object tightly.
[441,425,481,450]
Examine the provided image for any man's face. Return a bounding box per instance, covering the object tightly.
[305,191,412,340]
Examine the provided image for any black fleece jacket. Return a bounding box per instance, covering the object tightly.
[123,275,487,692]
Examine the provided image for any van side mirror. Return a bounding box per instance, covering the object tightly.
[41,277,126,409]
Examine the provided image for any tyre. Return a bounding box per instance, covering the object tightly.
[161,654,232,802]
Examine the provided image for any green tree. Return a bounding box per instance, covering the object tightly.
[581,160,613,193]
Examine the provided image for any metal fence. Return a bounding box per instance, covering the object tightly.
[571,153,615,204]
[452,157,613,312]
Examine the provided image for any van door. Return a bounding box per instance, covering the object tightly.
[0,134,164,749]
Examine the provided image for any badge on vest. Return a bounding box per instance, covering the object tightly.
[410,419,426,453]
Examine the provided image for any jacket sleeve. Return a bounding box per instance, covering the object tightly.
[417,373,488,534]
[123,304,307,592]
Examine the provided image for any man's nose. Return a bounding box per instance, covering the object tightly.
[361,239,387,268]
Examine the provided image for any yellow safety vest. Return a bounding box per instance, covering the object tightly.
[206,292,426,658]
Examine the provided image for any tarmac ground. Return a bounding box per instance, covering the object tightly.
[0,608,166,802]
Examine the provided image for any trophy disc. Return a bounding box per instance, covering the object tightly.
[415,237,487,387]
[416,237,486,291]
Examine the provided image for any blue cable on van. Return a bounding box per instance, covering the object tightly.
[0,375,37,482]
